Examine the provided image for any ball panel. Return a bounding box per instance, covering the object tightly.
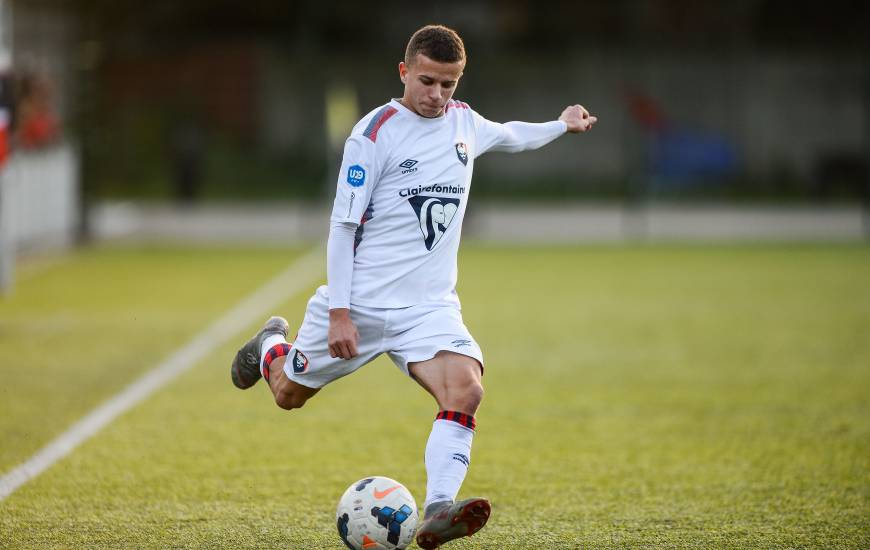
[336,476,419,550]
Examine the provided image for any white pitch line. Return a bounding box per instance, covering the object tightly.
[0,245,325,502]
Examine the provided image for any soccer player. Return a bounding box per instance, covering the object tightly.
[231,24,596,548]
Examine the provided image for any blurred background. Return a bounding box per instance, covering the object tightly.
[0,0,868,292]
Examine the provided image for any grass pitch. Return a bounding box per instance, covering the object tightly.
[1,243,868,549]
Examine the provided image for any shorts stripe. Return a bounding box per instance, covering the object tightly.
[436,410,476,430]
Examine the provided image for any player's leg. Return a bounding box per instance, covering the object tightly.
[409,352,490,549]
[231,287,388,412]
[410,350,484,415]
[386,302,490,547]
[410,351,483,510]
[229,315,319,409]
[230,315,290,390]
[265,355,320,410]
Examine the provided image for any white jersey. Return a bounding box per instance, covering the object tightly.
[330,98,566,309]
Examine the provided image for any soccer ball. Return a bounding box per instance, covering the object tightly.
[336,476,419,550]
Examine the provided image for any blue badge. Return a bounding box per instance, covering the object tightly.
[347,165,366,187]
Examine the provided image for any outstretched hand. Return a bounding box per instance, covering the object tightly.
[559,104,597,133]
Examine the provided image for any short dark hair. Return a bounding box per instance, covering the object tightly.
[405,25,466,65]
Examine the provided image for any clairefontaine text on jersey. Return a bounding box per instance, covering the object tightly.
[399,184,467,197]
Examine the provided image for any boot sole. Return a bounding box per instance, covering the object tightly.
[416,498,491,549]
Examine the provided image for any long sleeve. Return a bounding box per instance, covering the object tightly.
[489,120,568,153]
[472,109,567,157]
[331,134,382,224]
[327,113,384,309]
[327,220,357,309]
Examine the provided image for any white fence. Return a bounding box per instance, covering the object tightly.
[91,201,868,245]
[0,143,79,293]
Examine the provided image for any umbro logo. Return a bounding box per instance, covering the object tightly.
[399,159,418,174]
[452,453,470,467]
[451,339,472,348]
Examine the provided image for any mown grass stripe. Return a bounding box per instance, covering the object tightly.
[0,245,324,501]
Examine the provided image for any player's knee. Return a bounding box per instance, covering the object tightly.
[465,380,484,410]
[449,378,483,413]
[274,389,308,411]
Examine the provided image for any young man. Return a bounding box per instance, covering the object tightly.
[231,24,596,548]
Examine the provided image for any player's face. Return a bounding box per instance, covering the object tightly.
[398,54,465,118]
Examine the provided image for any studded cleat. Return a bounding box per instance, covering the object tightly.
[415,497,491,549]
[230,316,289,389]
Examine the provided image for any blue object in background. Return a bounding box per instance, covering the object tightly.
[649,129,739,190]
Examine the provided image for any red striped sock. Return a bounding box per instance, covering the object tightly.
[261,343,291,380]
[435,410,476,431]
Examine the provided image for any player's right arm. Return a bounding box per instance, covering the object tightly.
[327,225,359,359]
[327,133,382,359]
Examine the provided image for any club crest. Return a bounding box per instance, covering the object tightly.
[455,142,468,165]
[292,349,309,373]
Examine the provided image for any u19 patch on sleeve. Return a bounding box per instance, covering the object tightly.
[347,165,366,187]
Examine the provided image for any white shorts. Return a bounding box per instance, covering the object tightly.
[284,286,484,389]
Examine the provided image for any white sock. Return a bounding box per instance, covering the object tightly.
[424,412,476,511]
[260,334,288,376]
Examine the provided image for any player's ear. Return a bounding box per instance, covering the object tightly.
[398,61,408,84]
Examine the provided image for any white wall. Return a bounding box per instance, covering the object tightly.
[1,143,79,252]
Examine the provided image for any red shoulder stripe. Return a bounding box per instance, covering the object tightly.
[363,106,399,142]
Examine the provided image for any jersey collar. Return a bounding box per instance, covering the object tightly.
[391,98,448,123]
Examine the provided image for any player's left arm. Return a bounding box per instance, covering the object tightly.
[472,104,597,155]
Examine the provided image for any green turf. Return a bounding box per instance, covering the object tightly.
[0,244,308,473]
[1,244,868,549]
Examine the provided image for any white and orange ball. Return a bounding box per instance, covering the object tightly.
[336,476,419,550]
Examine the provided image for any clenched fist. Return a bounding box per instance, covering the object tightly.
[559,104,597,133]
